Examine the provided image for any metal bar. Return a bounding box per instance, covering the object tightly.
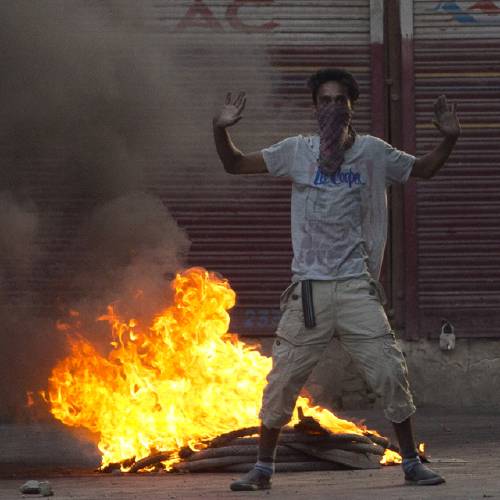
[385,0,405,329]
[370,0,385,140]
[399,0,419,340]
[370,0,393,308]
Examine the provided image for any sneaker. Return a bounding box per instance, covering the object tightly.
[230,467,272,491]
[405,462,445,486]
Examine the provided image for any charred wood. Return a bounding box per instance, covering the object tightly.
[206,427,259,448]
[215,432,380,449]
[323,442,385,456]
[364,433,390,448]
[100,457,135,473]
[172,455,257,472]
[186,445,314,463]
[221,461,345,473]
[128,451,173,473]
[285,442,381,470]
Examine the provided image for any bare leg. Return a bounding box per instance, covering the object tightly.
[230,423,279,491]
[257,424,281,463]
[392,417,418,458]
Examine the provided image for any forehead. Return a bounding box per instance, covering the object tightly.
[317,81,348,98]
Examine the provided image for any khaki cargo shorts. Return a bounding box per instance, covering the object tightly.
[259,278,416,428]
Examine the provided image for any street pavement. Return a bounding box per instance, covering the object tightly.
[0,410,498,499]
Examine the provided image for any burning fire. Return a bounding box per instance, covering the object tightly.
[43,267,400,469]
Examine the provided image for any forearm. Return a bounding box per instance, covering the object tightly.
[212,120,243,173]
[412,135,458,179]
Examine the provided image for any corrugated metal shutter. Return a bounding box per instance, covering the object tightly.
[413,0,500,337]
[143,0,374,335]
[2,1,376,336]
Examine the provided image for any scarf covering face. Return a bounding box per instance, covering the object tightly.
[318,101,354,175]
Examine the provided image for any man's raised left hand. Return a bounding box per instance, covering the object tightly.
[432,95,460,140]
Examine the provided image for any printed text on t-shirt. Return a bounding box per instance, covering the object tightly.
[313,168,365,188]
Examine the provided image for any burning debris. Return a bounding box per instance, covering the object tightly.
[101,408,396,474]
[40,267,402,472]
[173,428,384,473]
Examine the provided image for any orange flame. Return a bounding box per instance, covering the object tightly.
[44,267,400,468]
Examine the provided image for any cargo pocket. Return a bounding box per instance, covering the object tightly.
[380,333,415,423]
[271,336,293,365]
[382,333,408,377]
[276,283,305,346]
[279,281,300,312]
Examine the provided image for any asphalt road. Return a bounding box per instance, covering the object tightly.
[1,410,498,499]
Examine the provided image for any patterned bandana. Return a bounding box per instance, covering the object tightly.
[317,101,354,175]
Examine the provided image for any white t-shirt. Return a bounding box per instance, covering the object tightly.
[261,134,415,281]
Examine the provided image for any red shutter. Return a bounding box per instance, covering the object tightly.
[411,0,500,337]
[145,0,376,335]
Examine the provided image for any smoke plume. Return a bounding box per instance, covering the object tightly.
[0,0,272,422]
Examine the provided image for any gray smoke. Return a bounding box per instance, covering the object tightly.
[0,193,38,287]
[0,0,273,422]
[70,193,190,335]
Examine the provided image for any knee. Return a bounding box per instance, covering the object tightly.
[259,339,323,429]
[386,404,416,424]
[260,411,292,430]
[377,338,416,422]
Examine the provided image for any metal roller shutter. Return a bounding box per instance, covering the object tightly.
[413,0,500,337]
[143,0,375,335]
[1,1,379,337]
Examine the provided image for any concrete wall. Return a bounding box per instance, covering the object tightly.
[400,338,500,411]
[307,338,500,413]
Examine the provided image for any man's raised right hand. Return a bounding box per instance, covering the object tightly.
[213,92,246,129]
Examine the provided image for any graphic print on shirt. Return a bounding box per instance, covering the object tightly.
[261,134,415,280]
[295,165,366,276]
[313,168,365,188]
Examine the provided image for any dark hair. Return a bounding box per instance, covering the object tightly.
[307,68,360,105]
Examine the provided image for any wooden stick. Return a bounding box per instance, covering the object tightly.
[206,427,259,448]
[219,437,260,447]
[178,446,195,459]
[186,445,314,463]
[294,407,390,450]
[364,433,390,448]
[100,457,135,473]
[205,426,297,449]
[296,433,374,445]
[220,432,377,449]
[221,461,344,473]
[128,452,173,473]
[206,426,386,448]
[176,442,383,472]
[187,445,292,461]
[123,431,386,473]
[187,445,258,461]
[173,455,257,472]
[328,442,385,456]
[285,442,381,470]
[100,462,122,473]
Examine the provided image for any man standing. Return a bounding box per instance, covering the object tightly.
[212,68,460,490]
